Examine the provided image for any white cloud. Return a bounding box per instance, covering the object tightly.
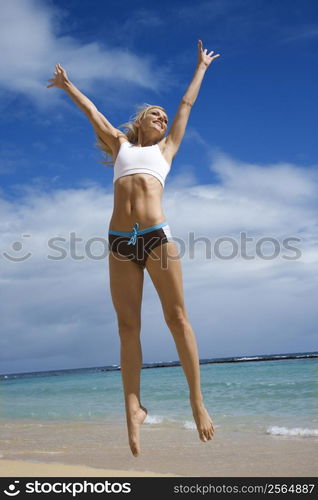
[1,152,317,374]
[0,0,172,108]
[209,151,318,203]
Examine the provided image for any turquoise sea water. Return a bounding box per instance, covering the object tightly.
[1,354,317,438]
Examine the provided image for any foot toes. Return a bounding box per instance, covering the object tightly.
[130,441,140,457]
[199,431,207,442]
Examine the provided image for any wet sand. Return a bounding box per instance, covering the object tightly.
[1,420,317,477]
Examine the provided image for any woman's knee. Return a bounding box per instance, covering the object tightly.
[117,315,141,337]
[164,305,189,330]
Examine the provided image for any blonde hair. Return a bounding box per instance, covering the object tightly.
[96,103,167,167]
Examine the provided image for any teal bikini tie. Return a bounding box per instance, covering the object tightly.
[127,222,139,245]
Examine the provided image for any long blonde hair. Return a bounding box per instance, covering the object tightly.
[96,103,167,167]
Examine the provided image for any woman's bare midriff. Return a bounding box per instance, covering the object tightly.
[109,174,166,231]
[109,138,171,231]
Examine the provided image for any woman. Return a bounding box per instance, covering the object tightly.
[47,40,220,457]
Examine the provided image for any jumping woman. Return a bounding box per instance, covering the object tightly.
[47,40,220,457]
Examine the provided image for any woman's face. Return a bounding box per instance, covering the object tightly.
[140,108,168,136]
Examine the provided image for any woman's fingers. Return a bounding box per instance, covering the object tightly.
[47,77,56,88]
[47,64,64,88]
[198,40,220,58]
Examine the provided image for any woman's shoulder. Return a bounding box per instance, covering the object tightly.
[116,132,130,145]
[157,137,175,165]
[112,135,130,161]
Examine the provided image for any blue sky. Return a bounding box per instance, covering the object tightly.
[1,0,318,374]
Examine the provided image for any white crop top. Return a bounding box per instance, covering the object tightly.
[113,141,171,188]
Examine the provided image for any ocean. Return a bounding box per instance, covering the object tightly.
[1,352,317,439]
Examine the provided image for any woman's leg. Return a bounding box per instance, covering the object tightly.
[145,242,214,442]
[108,251,147,456]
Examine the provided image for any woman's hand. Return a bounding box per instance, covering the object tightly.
[197,40,220,69]
[47,64,70,89]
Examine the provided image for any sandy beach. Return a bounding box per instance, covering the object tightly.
[0,459,177,477]
[1,420,317,477]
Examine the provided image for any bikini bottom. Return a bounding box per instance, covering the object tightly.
[108,221,172,269]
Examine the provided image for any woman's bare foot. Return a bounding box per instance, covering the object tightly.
[127,405,148,457]
[191,402,214,442]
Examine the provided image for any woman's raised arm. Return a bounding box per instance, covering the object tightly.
[47,64,120,152]
[165,40,220,158]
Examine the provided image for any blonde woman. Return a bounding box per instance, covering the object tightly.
[47,40,220,457]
